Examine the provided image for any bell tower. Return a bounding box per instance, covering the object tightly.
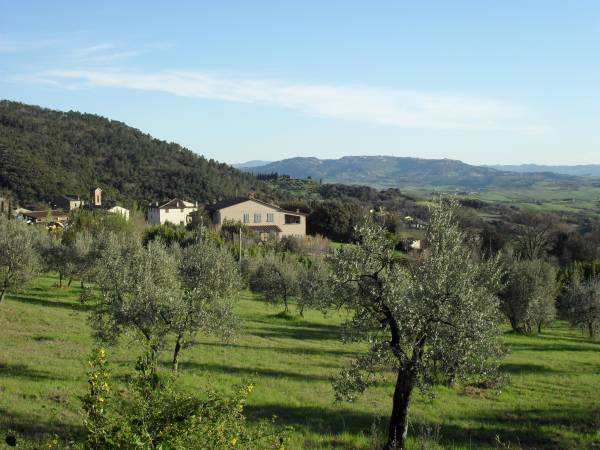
[90,187,102,206]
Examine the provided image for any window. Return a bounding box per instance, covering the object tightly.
[243,213,249,223]
[254,213,262,223]
[266,213,274,223]
[284,214,301,224]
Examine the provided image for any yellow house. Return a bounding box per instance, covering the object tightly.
[206,197,306,238]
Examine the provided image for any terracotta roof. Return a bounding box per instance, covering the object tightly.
[22,210,68,220]
[206,197,307,216]
[155,198,196,209]
[248,225,282,233]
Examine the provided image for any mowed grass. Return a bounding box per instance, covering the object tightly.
[1,275,600,449]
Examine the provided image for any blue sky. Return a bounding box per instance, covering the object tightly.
[1,1,599,165]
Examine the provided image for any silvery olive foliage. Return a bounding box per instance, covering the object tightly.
[0,216,41,303]
[297,258,332,316]
[250,255,299,314]
[68,231,95,287]
[562,271,600,338]
[40,232,70,287]
[91,234,183,359]
[172,240,241,371]
[90,233,241,370]
[324,200,505,449]
[500,255,558,333]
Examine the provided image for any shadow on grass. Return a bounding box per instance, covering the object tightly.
[174,361,333,382]
[500,362,562,374]
[245,403,597,449]
[8,293,93,312]
[0,407,83,444]
[196,341,358,358]
[0,362,69,382]
[250,322,342,342]
[508,341,598,353]
[245,403,386,438]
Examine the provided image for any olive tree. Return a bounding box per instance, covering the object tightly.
[172,240,241,371]
[562,272,600,338]
[91,234,183,364]
[528,261,558,333]
[297,258,331,316]
[66,231,94,288]
[39,233,70,288]
[500,256,557,333]
[250,256,299,314]
[0,217,41,303]
[324,202,504,449]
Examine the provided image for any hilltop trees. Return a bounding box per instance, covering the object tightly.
[0,217,41,303]
[323,202,505,449]
[0,100,266,206]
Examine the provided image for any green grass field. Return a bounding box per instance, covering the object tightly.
[407,182,600,220]
[1,275,600,449]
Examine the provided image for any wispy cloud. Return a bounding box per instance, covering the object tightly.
[30,69,545,132]
[70,43,167,63]
[0,35,63,53]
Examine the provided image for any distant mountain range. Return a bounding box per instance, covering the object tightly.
[238,156,594,189]
[232,160,273,169]
[487,164,600,177]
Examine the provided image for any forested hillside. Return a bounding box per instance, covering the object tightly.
[0,101,266,206]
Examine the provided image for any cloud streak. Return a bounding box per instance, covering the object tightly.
[29,68,546,132]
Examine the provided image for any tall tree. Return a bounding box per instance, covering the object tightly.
[512,211,557,260]
[323,202,504,449]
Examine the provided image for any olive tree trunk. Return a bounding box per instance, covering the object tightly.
[172,335,183,371]
[385,365,416,449]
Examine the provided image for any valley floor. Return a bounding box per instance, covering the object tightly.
[1,275,599,449]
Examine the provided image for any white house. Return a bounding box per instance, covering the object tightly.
[147,198,198,225]
[107,205,130,220]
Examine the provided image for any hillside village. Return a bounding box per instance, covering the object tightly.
[0,188,309,238]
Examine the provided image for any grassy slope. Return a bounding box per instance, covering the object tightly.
[1,275,599,449]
